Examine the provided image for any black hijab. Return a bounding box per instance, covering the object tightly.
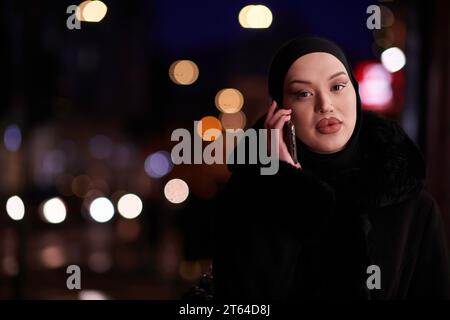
[268,36,363,184]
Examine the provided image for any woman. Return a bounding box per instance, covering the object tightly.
[211,36,450,300]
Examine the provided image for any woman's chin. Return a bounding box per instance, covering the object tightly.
[307,141,346,154]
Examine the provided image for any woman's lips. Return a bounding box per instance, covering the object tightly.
[316,117,343,134]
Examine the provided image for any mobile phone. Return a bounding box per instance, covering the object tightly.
[276,103,298,164]
[283,117,298,164]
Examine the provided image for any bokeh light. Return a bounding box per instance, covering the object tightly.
[144,151,173,178]
[117,193,143,219]
[72,175,93,198]
[219,111,247,130]
[164,178,189,204]
[2,256,18,276]
[42,197,67,224]
[3,124,21,152]
[75,1,90,21]
[238,5,253,28]
[40,245,66,268]
[89,197,115,223]
[6,195,25,221]
[81,189,105,222]
[380,5,395,27]
[215,88,244,113]
[358,63,393,110]
[79,290,108,300]
[381,47,406,72]
[238,5,272,29]
[89,135,113,160]
[373,28,395,49]
[78,0,108,22]
[88,251,112,273]
[169,60,199,85]
[196,116,222,141]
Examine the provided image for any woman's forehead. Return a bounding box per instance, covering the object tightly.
[285,52,348,81]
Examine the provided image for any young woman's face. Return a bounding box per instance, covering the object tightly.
[282,52,357,154]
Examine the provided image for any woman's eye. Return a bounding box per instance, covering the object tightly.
[332,84,346,91]
[296,91,312,98]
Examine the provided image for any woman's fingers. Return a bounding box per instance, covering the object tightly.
[264,102,300,169]
[273,113,290,130]
[266,108,291,129]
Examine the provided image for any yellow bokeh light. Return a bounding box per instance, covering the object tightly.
[164,178,189,204]
[239,5,272,29]
[196,116,223,142]
[169,60,199,85]
[215,88,244,113]
[238,5,253,28]
[219,111,247,130]
[75,1,91,21]
[79,0,108,23]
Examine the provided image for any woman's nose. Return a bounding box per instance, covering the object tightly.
[317,94,334,113]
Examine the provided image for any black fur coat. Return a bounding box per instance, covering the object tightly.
[194,111,450,299]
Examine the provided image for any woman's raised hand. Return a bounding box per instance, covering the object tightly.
[263,100,301,169]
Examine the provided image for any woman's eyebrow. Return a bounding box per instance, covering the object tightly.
[288,79,311,85]
[328,71,347,80]
[288,71,348,86]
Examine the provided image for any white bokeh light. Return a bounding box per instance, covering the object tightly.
[6,196,25,221]
[117,193,143,219]
[42,197,67,224]
[89,197,115,223]
[359,63,393,108]
[164,178,189,204]
[381,47,406,72]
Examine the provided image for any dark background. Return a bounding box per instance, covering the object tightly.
[1,0,449,299]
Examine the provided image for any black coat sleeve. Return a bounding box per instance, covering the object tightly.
[407,197,450,299]
[212,160,336,299]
